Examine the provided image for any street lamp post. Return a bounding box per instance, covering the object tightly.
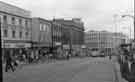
[0,16,2,81]
[51,19,54,54]
[121,15,134,56]
[121,15,135,40]
[121,15,135,81]
[113,14,119,58]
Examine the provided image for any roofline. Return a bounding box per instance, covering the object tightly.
[32,17,51,23]
[0,1,30,13]
[0,11,31,19]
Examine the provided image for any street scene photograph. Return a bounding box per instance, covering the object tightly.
[0,0,134,82]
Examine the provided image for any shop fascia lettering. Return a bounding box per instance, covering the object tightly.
[3,43,31,48]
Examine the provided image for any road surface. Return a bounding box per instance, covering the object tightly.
[3,57,117,82]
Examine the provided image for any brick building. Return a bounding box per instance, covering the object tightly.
[51,19,62,48]
[53,18,85,55]
[31,17,52,54]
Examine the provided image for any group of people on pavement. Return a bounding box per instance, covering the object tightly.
[4,48,74,72]
[4,48,42,72]
[117,44,135,82]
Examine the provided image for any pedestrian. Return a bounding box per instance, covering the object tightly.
[30,50,34,63]
[27,49,31,64]
[109,55,112,60]
[13,55,19,68]
[67,51,70,60]
[35,50,39,62]
[5,50,15,72]
[22,53,25,61]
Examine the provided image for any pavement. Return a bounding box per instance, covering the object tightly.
[111,56,129,82]
[3,57,128,82]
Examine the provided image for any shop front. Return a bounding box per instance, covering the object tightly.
[32,43,52,57]
[63,45,70,50]
[2,42,31,63]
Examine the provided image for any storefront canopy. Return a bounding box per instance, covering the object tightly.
[120,43,132,47]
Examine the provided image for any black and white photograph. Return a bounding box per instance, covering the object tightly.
[0,0,134,82]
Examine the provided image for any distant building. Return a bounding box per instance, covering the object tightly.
[51,19,62,49]
[31,17,52,52]
[0,1,31,57]
[53,18,85,53]
[85,30,127,53]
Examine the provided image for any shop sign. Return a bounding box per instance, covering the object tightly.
[81,45,86,48]
[16,44,25,48]
[25,44,31,47]
[63,45,70,49]
[3,44,14,48]
[55,42,61,46]
[3,44,11,48]
[2,43,31,48]
[16,43,31,48]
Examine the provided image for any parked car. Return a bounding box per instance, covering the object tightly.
[91,51,100,57]
[99,52,105,57]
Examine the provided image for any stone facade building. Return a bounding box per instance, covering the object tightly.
[85,30,127,53]
[0,1,31,59]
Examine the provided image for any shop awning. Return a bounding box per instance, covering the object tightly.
[32,43,51,47]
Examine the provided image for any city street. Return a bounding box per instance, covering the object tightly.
[0,1,134,82]
[4,57,117,82]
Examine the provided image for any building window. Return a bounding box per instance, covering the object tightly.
[19,31,22,38]
[4,29,8,37]
[25,32,28,38]
[0,16,1,23]
[3,15,7,24]
[11,17,15,25]
[19,19,22,25]
[25,20,28,27]
[12,30,16,38]
[43,24,48,31]
[40,24,43,31]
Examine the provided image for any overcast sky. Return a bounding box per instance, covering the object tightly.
[0,0,134,37]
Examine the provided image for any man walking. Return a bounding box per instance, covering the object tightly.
[5,50,14,72]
